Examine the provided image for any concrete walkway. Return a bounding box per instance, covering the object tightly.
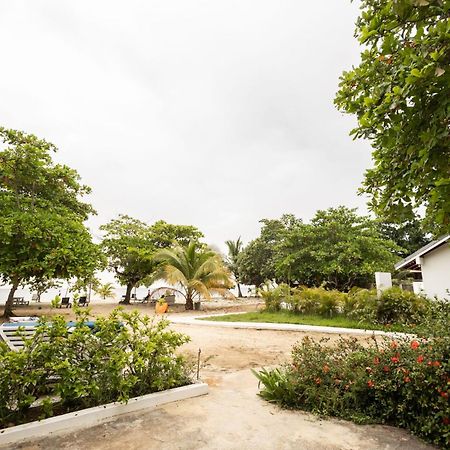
[168,313,410,337]
[11,369,432,450]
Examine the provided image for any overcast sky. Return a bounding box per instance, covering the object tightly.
[0,0,372,250]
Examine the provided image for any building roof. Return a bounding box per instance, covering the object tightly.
[394,234,450,271]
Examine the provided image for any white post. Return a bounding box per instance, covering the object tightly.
[375,272,392,298]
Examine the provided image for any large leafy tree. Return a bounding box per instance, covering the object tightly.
[155,241,233,310]
[100,216,203,304]
[377,218,432,257]
[225,237,244,297]
[335,1,450,230]
[238,214,302,287]
[275,207,401,291]
[0,127,100,317]
[100,216,157,304]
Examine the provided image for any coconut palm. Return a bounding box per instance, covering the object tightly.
[155,241,233,310]
[225,237,243,297]
[95,282,116,300]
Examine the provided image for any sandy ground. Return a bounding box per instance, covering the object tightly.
[1,301,435,449]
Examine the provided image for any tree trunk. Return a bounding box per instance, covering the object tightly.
[237,283,243,298]
[123,283,133,304]
[185,292,194,310]
[4,277,20,318]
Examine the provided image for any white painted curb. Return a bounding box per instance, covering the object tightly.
[169,313,412,337]
[0,382,208,447]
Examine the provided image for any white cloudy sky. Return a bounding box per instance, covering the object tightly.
[0,0,372,249]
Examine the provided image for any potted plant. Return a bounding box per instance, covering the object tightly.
[155,297,168,314]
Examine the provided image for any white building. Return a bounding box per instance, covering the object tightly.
[395,235,450,300]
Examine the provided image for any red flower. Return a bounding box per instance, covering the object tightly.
[315,377,321,385]
[367,380,375,388]
[373,356,380,365]
[433,361,441,367]
[403,376,411,383]
[390,341,398,349]
[391,356,400,363]
[443,417,450,425]
[323,364,330,374]
[410,340,420,350]
[440,391,448,398]
[383,366,390,373]
[417,355,424,363]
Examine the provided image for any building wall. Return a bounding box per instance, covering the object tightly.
[421,244,450,300]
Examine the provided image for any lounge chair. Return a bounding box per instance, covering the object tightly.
[59,297,72,308]
[78,296,89,307]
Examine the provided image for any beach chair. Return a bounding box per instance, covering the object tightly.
[78,296,89,307]
[59,297,72,308]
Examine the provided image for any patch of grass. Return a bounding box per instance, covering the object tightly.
[201,311,407,332]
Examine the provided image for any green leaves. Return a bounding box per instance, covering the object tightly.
[0,309,192,427]
[336,2,450,230]
[0,127,100,315]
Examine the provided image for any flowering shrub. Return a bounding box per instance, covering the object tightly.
[0,308,192,428]
[254,333,449,447]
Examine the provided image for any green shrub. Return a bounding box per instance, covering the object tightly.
[0,308,192,428]
[376,287,430,325]
[259,283,289,311]
[254,333,450,447]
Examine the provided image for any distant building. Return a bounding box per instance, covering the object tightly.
[395,235,450,300]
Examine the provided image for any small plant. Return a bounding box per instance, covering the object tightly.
[51,295,61,308]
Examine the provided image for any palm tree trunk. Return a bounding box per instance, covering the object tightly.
[237,283,243,298]
[4,277,20,318]
[185,290,194,310]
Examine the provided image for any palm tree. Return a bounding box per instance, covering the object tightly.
[95,282,116,300]
[155,241,233,310]
[225,237,243,297]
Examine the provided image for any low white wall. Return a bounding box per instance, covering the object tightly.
[0,382,208,447]
[421,244,450,300]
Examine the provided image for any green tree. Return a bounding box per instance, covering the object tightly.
[0,127,100,317]
[155,241,233,310]
[100,216,203,304]
[377,218,432,257]
[95,282,116,300]
[238,214,302,287]
[100,215,156,304]
[276,207,401,291]
[225,237,244,297]
[335,1,450,230]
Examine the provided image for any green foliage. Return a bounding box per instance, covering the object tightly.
[100,215,203,303]
[94,282,116,300]
[238,215,300,287]
[0,127,101,316]
[276,207,400,291]
[377,218,432,257]
[225,237,243,297]
[0,309,192,427]
[254,333,450,447]
[238,208,400,291]
[335,1,450,230]
[155,241,233,310]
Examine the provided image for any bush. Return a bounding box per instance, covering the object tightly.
[348,287,431,327]
[0,308,192,428]
[254,332,450,447]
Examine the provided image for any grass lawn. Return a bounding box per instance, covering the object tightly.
[201,311,407,332]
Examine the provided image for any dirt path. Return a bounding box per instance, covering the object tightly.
[7,324,434,450]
